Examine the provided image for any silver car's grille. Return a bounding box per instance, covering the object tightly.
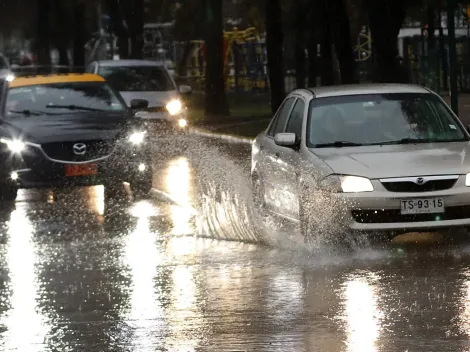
[352,206,470,223]
[380,176,458,193]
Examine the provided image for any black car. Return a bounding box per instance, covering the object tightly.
[0,73,153,201]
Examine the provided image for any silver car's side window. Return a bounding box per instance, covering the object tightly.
[285,99,305,137]
[267,97,296,137]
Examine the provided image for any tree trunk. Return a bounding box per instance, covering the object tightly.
[129,0,144,59]
[266,0,286,113]
[37,0,51,67]
[320,1,334,86]
[307,1,319,87]
[333,0,356,84]
[177,41,193,77]
[203,0,229,120]
[73,0,86,69]
[107,0,129,58]
[53,0,69,66]
[294,0,307,88]
[427,2,436,51]
[367,0,406,82]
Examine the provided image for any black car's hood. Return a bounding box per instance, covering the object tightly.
[2,111,139,144]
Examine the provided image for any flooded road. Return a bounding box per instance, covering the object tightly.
[1,136,470,351]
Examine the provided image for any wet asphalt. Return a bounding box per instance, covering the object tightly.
[1,135,470,351]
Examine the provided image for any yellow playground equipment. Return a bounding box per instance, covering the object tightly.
[187,27,267,91]
[186,27,372,90]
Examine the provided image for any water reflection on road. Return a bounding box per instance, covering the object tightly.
[0,140,470,351]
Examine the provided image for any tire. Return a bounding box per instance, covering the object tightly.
[132,177,153,199]
[252,175,267,217]
[0,184,17,203]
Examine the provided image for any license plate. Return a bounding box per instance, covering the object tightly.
[400,198,444,215]
[65,164,97,177]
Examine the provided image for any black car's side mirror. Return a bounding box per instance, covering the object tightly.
[130,99,149,110]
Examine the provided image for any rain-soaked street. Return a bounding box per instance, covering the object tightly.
[2,135,470,351]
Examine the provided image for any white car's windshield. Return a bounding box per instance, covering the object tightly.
[6,82,126,117]
[307,93,468,147]
[98,65,175,92]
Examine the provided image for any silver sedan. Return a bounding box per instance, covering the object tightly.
[251,84,470,239]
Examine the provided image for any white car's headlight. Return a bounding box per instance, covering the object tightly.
[465,173,470,186]
[128,131,146,145]
[166,99,182,115]
[178,118,187,128]
[320,175,374,193]
[0,138,26,153]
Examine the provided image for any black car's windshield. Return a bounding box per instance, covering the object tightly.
[97,65,175,92]
[307,93,467,147]
[5,81,126,117]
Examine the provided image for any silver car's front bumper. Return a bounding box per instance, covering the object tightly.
[336,176,470,232]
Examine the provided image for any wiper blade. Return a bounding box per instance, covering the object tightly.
[46,104,105,112]
[9,109,53,116]
[370,138,464,145]
[314,141,363,148]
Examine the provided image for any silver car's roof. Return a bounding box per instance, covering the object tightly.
[96,60,165,67]
[310,84,430,98]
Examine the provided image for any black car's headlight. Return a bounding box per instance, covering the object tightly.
[0,138,27,154]
[127,131,147,145]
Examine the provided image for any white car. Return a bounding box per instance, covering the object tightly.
[0,54,14,82]
[86,59,190,130]
[251,84,470,240]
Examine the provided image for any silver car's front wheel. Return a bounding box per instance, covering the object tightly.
[252,175,267,217]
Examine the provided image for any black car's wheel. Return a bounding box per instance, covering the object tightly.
[0,184,18,203]
[104,182,124,200]
[132,177,153,198]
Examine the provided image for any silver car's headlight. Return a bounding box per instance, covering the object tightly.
[320,175,374,193]
[166,99,182,115]
[465,173,470,186]
[128,131,146,145]
[0,138,26,153]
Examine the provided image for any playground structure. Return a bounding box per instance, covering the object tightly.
[184,26,377,92]
[185,27,267,91]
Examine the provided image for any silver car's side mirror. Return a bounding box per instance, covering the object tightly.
[179,85,192,94]
[274,132,298,148]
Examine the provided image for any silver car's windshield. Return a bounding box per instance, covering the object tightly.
[307,93,468,147]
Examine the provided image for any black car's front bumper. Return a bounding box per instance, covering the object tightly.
[2,143,152,189]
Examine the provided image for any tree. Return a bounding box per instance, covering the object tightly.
[107,0,129,58]
[37,0,52,66]
[52,0,69,66]
[203,0,229,120]
[366,0,407,82]
[332,0,357,84]
[73,0,86,68]
[266,0,286,113]
[319,1,334,85]
[128,0,144,59]
[294,0,307,88]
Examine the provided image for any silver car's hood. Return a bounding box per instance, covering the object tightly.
[310,142,470,179]
[119,90,179,107]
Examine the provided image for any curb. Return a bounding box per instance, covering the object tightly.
[188,127,254,145]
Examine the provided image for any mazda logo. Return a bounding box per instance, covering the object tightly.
[72,143,86,156]
[416,177,425,185]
